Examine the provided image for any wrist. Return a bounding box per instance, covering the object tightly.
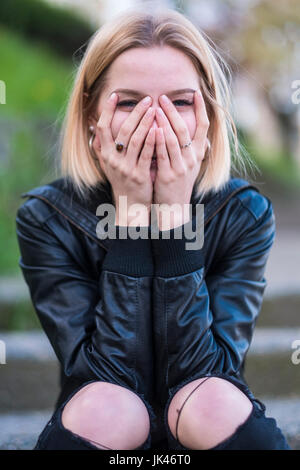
[115,212,150,227]
[153,203,191,231]
[115,203,151,227]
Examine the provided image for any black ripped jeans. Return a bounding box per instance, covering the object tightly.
[34,379,156,450]
[163,372,291,450]
[34,374,291,450]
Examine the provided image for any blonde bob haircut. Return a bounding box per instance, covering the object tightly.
[59,3,254,201]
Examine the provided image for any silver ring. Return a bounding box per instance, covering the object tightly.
[180,141,192,149]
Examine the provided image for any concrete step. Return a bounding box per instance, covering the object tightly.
[263,228,300,299]
[0,331,60,411]
[2,293,300,331]
[1,275,299,330]
[244,327,300,398]
[0,410,51,450]
[0,329,300,412]
[0,397,299,449]
[256,293,300,328]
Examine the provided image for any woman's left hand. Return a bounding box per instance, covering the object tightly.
[153,89,210,230]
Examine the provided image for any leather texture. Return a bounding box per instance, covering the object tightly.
[15,175,276,443]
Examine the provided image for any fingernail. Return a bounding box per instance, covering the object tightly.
[142,96,151,105]
[160,95,168,103]
[109,92,116,100]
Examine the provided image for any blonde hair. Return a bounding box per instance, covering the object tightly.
[59,3,255,201]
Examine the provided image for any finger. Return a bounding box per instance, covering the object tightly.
[158,95,191,150]
[138,127,155,172]
[155,128,170,174]
[96,92,118,149]
[193,89,210,147]
[156,107,182,170]
[116,96,152,153]
[125,106,155,169]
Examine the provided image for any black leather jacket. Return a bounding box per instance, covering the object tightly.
[16,176,275,439]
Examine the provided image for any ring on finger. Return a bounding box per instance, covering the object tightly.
[115,141,127,152]
[158,108,192,150]
[180,141,192,149]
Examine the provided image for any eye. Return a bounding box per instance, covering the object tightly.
[173,100,193,106]
[117,100,137,108]
[117,99,193,109]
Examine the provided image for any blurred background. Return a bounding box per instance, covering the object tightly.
[0,0,299,449]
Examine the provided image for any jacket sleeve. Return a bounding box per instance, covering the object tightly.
[151,193,275,400]
[16,200,154,400]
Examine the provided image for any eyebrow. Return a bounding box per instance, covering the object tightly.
[113,88,195,97]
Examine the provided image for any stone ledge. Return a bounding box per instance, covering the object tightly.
[1,328,300,362]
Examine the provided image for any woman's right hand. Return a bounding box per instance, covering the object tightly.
[92,93,156,226]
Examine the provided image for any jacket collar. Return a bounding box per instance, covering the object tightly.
[20,176,257,252]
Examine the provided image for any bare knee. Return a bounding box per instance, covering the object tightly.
[167,377,253,450]
[61,382,150,450]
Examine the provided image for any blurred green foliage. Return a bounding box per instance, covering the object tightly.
[249,144,300,190]
[1,119,51,274]
[0,25,72,275]
[0,25,73,118]
[0,0,94,58]
[0,300,41,330]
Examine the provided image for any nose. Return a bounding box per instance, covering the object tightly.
[149,100,162,131]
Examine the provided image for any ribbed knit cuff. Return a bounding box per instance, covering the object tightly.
[151,218,204,277]
[101,225,154,277]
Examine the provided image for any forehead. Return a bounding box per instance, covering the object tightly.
[106,45,199,89]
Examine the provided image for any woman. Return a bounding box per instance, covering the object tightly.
[16,5,290,450]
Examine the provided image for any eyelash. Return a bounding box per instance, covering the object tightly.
[117,99,193,108]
